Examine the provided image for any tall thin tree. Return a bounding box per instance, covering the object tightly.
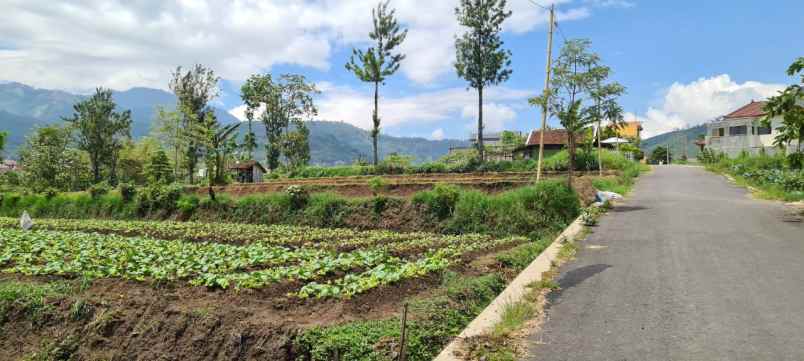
[455,0,512,163]
[169,64,220,184]
[346,1,407,166]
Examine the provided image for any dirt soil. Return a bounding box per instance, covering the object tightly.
[0,271,445,361]
[192,171,618,198]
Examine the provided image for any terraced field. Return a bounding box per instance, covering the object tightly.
[0,217,526,299]
[198,170,616,197]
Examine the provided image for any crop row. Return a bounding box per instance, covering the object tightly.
[0,217,443,251]
[0,228,527,298]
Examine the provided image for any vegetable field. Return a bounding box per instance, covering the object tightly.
[0,217,526,299]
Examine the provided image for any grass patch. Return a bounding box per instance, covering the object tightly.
[0,280,72,327]
[492,302,535,338]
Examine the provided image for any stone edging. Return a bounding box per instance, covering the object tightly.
[433,215,586,361]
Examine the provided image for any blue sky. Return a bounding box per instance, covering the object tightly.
[1,0,802,139]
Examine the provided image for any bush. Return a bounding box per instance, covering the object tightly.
[118,183,136,202]
[136,183,183,216]
[88,182,111,199]
[176,194,200,216]
[368,176,386,196]
[286,185,309,211]
[412,184,461,220]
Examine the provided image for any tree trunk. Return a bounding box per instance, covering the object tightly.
[568,131,575,190]
[372,81,380,166]
[91,154,101,184]
[597,119,603,176]
[478,86,485,163]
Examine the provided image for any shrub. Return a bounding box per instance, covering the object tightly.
[136,183,183,216]
[286,185,309,211]
[368,176,386,196]
[412,184,461,220]
[177,194,200,216]
[88,182,111,199]
[118,183,136,202]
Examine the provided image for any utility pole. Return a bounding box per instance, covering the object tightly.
[536,4,555,182]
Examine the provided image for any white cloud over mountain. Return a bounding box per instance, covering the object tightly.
[634,75,785,138]
[229,83,531,134]
[0,0,592,91]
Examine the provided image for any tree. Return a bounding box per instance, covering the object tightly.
[454,0,512,163]
[63,88,132,185]
[763,57,804,168]
[345,0,407,166]
[530,39,605,188]
[241,73,318,172]
[190,112,241,200]
[589,80,626,175]
[650,146,671,164]
[0,131,7,161]
[118,137,162,185]
[170,64,220,184]
[151,107,185,179]
[283,122,311,169]
[19,126,90,191]
[146,149,174,184]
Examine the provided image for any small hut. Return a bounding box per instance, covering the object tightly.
[229,160,266,183]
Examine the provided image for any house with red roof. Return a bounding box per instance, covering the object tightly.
[704,100,798,156]
[515,129,585,159]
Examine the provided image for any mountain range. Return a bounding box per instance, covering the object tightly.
[640,124,708,159]
[0,82,467,165]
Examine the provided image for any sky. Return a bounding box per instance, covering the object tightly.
[1,0,802,140]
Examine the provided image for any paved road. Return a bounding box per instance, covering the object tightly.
[525,166,804,361]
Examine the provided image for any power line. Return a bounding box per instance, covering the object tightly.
[554,21,569,43]
[527,0,549,11]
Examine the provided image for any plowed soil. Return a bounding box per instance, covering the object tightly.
[192,171,617,198]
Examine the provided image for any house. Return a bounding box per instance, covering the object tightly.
[613,121,643,140]
[515,129,583,159]
[704,100,800,157]
[0,160,19,173]
[229,160,266,183]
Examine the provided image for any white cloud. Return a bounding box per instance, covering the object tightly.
[634,75,785,138]
[430,128,445,140]
[228,83,532,135]
[0,0,596,91]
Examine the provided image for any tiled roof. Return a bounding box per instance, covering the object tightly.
[724,101,767,119]
[229,160,266,172]
[525,129,583,146]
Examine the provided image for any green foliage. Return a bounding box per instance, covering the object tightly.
[283,122,311,169]
[170,64,220,184]
[762,57,804,158]
[0,280,71,326]
[412,184,461,220]
[376,153,414,174]
[285,185,310,211]
[176,194,200,216]
[368,176,387,196]
[241,73,319,171]
[495,239,552,271]
[0,131,6,160]
[63,87,132,185]
[650,146,671,164]
[345,0,407,165]
[296,272,505,361]
[88,181,111,199]
[146,149,174,184]
[18,125,91,192]
[705,152,804,200]
[136,183,183,216]
[454,0,512,161]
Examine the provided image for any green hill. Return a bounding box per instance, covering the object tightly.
[640,124,707,159]
[0,83,467,165]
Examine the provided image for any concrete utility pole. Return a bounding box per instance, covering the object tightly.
[536,4,555,182]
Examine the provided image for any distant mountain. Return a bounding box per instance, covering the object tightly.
[641,124,707,159]
[245,121,467,165]
[0,82,467,164]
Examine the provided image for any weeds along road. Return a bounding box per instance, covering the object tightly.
[525,165,804,361]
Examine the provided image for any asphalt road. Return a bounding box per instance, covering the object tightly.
[524,165,804,361]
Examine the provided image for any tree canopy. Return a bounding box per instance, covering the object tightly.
[63,88,132,185]
[454,0,512,162]
[345,0,407,166]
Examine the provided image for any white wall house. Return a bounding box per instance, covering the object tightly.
[705,101,800,157]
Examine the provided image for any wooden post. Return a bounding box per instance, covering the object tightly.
[398,303,409,361]
[536,4,556,182]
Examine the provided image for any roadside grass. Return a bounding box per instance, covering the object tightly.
[492,301,536,338]
[721,171,804,202]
